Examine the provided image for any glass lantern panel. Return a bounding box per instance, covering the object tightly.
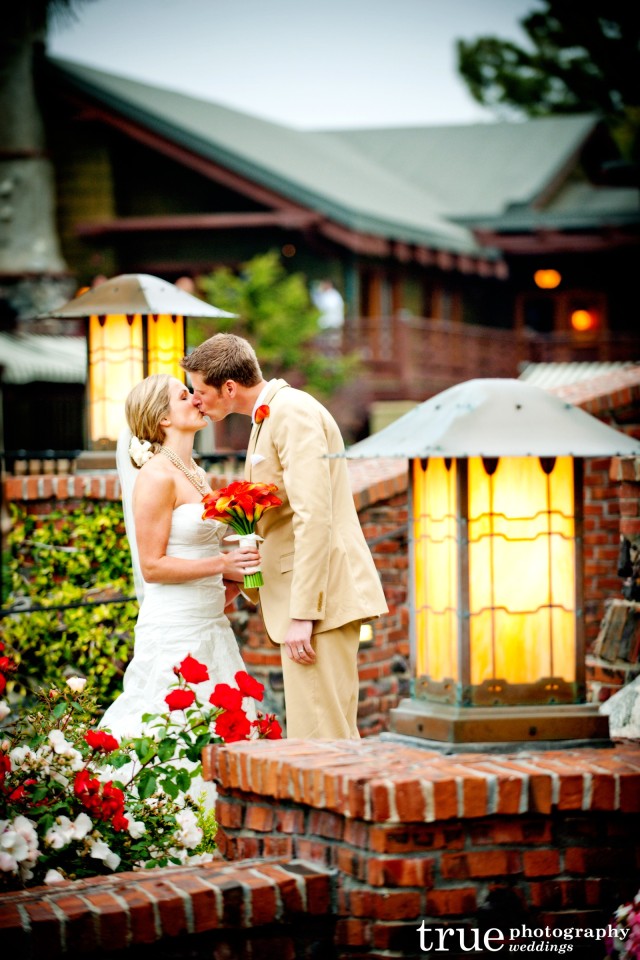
[467,456,576,688]
[88,314,144,444]
[412,457,458,681]
[147,314,185,379]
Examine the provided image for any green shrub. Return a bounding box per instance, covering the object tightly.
[3,501,137,708]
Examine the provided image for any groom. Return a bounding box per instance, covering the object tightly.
[181,334,388,739]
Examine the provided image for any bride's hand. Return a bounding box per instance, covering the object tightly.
[222,546,260,581]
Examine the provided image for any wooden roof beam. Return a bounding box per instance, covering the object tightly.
[475,228,639,253]
[76,210,322,237]
[319,220,391,257]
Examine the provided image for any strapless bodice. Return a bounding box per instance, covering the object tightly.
[140,503,228,620]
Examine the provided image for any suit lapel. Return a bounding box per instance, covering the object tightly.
[245,379,290,480]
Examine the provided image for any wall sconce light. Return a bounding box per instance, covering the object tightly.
[534,269,562,289]
[344,379,640,745]
[359,623,375,646]
[43,274,235,448]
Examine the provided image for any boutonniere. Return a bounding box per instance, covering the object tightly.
[254,405,270,424]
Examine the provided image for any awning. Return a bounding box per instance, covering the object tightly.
[0,333,86,385]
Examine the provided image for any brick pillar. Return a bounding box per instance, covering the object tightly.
[204,738,640,959]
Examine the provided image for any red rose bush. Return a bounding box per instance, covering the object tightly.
[0,647,281,890]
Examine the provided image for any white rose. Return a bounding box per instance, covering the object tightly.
[104,850,121,871]
[72,813,92,840]
[128,819,146,839]
[10,745,34,767]
[0,701,10,721]
[129,435,154,467]
[89,838,120,871]
[0,851,18,873]
[11,815,39,852]
[45,817,74,850]
[66,677,87,693]
[174,808,202,849]
[48,730,74,756]
[0,833,28,862]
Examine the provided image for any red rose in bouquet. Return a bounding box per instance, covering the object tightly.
[202,480,282,587]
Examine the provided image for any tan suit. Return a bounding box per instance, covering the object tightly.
[245,379,388,737]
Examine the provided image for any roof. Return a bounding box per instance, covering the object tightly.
[519,361,637,390]
[342,378,640,459]
[325,116,602,219]
[0,333,86,384]
[50,58,475,254]
[49,59,636,255]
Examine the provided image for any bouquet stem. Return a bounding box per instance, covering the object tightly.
[238,533,264,589]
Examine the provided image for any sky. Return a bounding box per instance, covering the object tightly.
[48,0,537,130]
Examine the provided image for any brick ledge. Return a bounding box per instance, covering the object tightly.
[203,738,640,822]
[0,857,333,954]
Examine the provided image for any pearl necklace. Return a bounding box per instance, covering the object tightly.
[159,446,209,496]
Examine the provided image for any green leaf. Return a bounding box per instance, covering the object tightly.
[176,769,193,792]
[137,771,157,800]
[110,754,130,769]
[157,738,176,762]
[160,777,179,799]
[134,738,155,763]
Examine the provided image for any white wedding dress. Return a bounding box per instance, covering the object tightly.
[101,503,251,740]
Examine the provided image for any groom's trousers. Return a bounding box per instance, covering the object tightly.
[280,619,361,739]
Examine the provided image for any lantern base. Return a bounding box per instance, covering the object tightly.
[389,698,610,746]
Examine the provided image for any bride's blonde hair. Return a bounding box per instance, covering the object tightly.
[125,374,173,464]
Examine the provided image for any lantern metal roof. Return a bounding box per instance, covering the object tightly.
[42,274,236,319]
[343,378,640,459]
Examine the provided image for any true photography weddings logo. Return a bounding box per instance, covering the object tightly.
[416,921,631,954]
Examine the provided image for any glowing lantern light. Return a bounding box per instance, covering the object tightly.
[344,379,640,744]
[534,269,562,289]
[43,274,235,447]
[571,309,597,332]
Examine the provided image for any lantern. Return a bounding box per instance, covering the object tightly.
[344,379,640,744]
[44,275,235,447]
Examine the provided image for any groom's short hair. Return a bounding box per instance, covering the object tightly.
[181,333,262,388]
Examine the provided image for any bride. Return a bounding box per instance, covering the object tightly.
[101,373,260,739]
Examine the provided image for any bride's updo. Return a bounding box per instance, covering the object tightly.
[125,374,173,467]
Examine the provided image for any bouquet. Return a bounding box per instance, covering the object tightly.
[202,480,281,588]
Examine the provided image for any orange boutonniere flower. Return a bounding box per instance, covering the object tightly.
[254,404,270,424]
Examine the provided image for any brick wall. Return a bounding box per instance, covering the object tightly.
[4,738,638,958]
[583,456,624,646]
[549,370,640,655]
[205,739,640,958]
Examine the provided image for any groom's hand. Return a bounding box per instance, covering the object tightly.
[284,619,316,665]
